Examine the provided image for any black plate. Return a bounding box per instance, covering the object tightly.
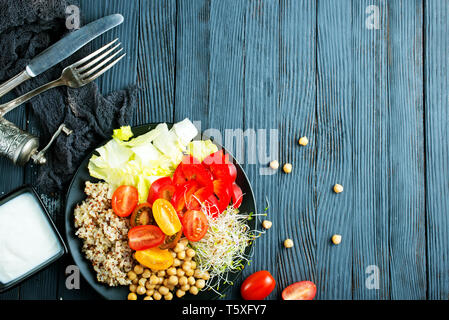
[64,124,257,300]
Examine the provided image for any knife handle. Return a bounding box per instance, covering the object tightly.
[0,71,31,99]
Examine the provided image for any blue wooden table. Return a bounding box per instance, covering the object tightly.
[1,0,448,300]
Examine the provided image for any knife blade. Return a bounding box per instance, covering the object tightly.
[0,13,123,98]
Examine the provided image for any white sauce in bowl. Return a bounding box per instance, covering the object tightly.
[0,192,62,284]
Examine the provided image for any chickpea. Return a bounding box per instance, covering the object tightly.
[262,220,272,229]
[284,238,294,248]
[142,269,152,278]
[164,292,173,300]
[177,268,185,277]
[136,285,146,295]
[186,248,196,258]
[146,289,154,296]
[177,251,186,260]
[145,282,155,290]
[158,277,164,284]
[132,278,138,285]
[185,269,194,277]
[190,261,197,269]
[153,292,162,300]
[127,271,137,281]
[174,243,185,253]
[167,284,175,291]
[180,238,189,246]
[196,279,206,289]
[333,184,344,193]
[134,265,144,275]
[179,276,188,286]
[127,292,137,300]
[168,275,178,286]
[283,163,292,174]
[143,296,153,300]
[167,267,177,276]
[181,284,190,291]
[138,278,147,287]
[159,286,169,296]
[176,289,186,298]
[149,275,159,285]
[189,286,199,295]
[182,261,191,271]
[170,251,177,258]
[129,284,137,293]
[331,234,342,245]
[202,272,210,281]
[157,270,166,277]
[269,160,279,170]
[188,276,196,286]
[298,136,309,146]
[194,269,203,279]
[173,258,181,267]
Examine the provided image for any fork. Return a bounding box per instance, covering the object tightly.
[0,39,125,117]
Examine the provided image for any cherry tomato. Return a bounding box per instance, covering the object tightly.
[159,230,182,250]
[171,181,201,212]
[204,194,220,218]
[202,150,230,166]
[111,185,138,217]
[182,210,209,242]
[282,281,317,300]
[182,162,214,188]
[147,177,176,205]
[188,184,213,210]
[173,155,203,186]
[152,198,182,236]
[135,247,174,271]
[210,162,237,183]
[130,203,154,227]
[230,183,243,209]
[241,270,276,300]
[128,225,165,251]
[212,179,232,213]
[173,164,187,185]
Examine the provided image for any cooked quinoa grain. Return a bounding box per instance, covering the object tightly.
[74,182,134,286]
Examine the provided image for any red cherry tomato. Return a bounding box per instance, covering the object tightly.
[282,281,317,300]
[241,270,276,300]
[204,194,220,218]
[212,179,232,213]
[203,151,237,183]
[128,225,165,251]
[189,185,213,210]
[182,210,209,242]
[202,150,229,166]
[173,164,187,185]
[147,177,176,205]
[111,185,138,217]
[171,181,200,212]
[230,183,243,209]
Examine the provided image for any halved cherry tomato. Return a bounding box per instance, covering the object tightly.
[213,179,232,213]
[282,281,317,300]
[130,203,154,227]
[135,247,174,271]
[188,184,213,210]
[159,230,182,250]
[203,150,237,183]
[128,225,165,251]
[182,162,213,187]
[111,185,138,217]
[230,183,243,209]
[203,195,220,218]
[173,155,203,186]
[241,270,276,300]
[152,198,182,236]
[147,177,176,205]
[202,150,230,166]
[171,181,201,212]
[182,210,208,242]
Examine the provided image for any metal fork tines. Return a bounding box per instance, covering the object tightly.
[0,39,126,117]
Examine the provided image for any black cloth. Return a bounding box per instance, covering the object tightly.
[0,0,137,193]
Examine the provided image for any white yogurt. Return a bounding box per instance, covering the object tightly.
[0,192,62,284]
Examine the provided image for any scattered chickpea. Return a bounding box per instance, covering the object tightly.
[159,286,170,296]
[196,279,206,289]
[181,284,190,291]
[298,136,309,146]
[179,276,188,286]
[202,272,210,281]
[153,292,162,300]
[333,184,343,193]
[136,285,146,295]
[134,265,144,275]
[176,289,186,298]
[284,238,294,248]
[262,220,272,229]
[164,292,173,300]
[187,276,196,286]
[331,234,342,245]
[269,160,279,170]
[127,271,137,281]
[283,163,292,174]
[189,286,199,295]
[127,292,137,300]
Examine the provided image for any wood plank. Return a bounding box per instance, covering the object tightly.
[424,0,449,300]
[137,0,176,124]
[350,0,390,300]
[277,0,317,295]
[315,0,353,299]
[386,0,426,300]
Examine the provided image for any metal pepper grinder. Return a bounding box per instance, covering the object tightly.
[0,117,72,166]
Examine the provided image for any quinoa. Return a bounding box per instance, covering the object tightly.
[74,181,133,286]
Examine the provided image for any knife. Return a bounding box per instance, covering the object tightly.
[0,13,124,98]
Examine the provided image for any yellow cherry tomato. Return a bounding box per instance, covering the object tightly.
[135,247,174,271]
[152,198,182,236]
